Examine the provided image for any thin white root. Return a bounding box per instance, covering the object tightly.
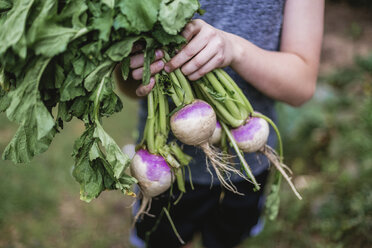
[201,143,245,195]
[264,146,293,175]
[131,196,154,229]
[261,145,302,200]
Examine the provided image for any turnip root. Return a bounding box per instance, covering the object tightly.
[170,100,216,146]
[170,100,245,193]
[131,149,173,197]
[231,113,302,200]
[231,117,269,153]
[131,149,173,224]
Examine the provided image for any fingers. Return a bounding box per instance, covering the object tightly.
[164,32,209,73]
[136,77,156,96]
[187,53,225,81]
[181,19,203,42]
[166,20,220,73]
[180,43,217,76]
[132,60,165,80]
[130,49,164,69]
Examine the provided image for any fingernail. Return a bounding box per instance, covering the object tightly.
[164,65,170,73]
[155,50,163,57]
[150,77,155,84]
[158,60,164,67]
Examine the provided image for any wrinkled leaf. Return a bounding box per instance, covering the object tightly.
[152,26,186,46]
[91,8,113,42]
[159,0,199,35]
[32,25,82,57]
[72,127,105,202]
[105,36,142,62]
[60,71,85,101]
[118,0,161,34]
[84,60,115,92]
[0,0,34,54]
[93,124,131,179]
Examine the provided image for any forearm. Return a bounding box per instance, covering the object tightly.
[228,34,318,106]
[228,0,324,107]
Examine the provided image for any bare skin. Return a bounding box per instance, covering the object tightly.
[117,0,324,107]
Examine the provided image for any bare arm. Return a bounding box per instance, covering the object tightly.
[166,0,324,106]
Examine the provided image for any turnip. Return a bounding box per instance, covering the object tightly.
[231,116,270,153]
[131,149,173,222]
[194,68,302,203]
[162,53,248,193]
[209,121,222,145]
[170,100,216,146]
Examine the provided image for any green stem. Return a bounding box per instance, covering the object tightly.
[194,83,234,125]
[193,81,205,99]
[156,76,167,136]
[168,70,184,104]
[198,83,244,127]
[169,141,192,166]
[175,169,186,193]
[163,207,185,245]
[215,68,254,115]
[221,122,260,191]
[185,165,194,190]
[159,147,182,169]
[213,70,249,119]
[174,68,194,104]
[146,89,156,154]
[205,72,242,120]
[164,51,194,105]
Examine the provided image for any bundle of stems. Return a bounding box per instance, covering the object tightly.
[138,77,192,193]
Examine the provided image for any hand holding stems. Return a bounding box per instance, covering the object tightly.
[118,0,323,106]
[116,19,235,97]
[164,19,237,81]
[114,44,165,98]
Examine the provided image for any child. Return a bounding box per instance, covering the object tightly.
[115,0,324,247]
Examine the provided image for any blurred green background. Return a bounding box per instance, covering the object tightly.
[1,1,372,248]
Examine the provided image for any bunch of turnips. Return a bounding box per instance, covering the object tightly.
[0,0,300,227]
[131,57,302,224]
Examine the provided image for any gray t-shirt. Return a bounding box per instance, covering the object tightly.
[138,0,285,185]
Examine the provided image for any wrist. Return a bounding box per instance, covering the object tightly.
[225,32,246,69]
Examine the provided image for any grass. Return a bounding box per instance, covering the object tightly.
[0,94,138,248]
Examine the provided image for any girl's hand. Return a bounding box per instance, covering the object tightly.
[165,19,236,81]
[130,47,165,96]
[115,44,165,98]
[117,19,236,96]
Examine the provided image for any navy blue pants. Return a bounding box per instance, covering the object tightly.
[132,171,268,248]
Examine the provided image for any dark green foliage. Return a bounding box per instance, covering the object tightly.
[329,0,372,9]
[0,0,200,202]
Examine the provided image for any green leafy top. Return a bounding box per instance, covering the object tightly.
[0,0,200,202]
